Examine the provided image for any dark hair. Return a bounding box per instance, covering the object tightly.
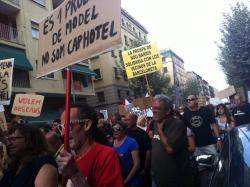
[8,124,51,169]
[216,104,232,124]
[97,112,105,119]
[112,113,122,121]
[71,103,109,146]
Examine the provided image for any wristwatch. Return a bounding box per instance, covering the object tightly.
[217,137,221,141]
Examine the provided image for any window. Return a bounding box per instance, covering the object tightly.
[32,0,46,6]
[43,73,55,79]
[31,21,39,39]
[12,69,30,88]
[122,70,128,81]
[133,27,135,32]
[124,35,129,46]
[111,50,117,58]
[122,19,125,26]
[139,32,141,38]
[114,67,121,79]
[97,92,105,102]
[93,69,102,80]
[129,39,134,46]
[144,35,147,41]
[126,91,130,96]
[117,89,121,99]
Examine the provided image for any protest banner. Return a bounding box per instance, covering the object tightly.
[122,43,163,79]
[37,0,121,78]
[0,112,7,131]
[217,86,236,99]
[133,96,153,109]
[11,94,44,117]
[0,58,14,105]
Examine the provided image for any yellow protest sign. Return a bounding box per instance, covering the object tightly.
[0,58,14,105]
[122,43,163,79]
[11,94,44,117]
[37,0,121,78]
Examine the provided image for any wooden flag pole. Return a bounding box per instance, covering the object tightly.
[62,67,71,187]
[144,74,151,96]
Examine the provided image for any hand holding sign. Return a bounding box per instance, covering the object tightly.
[11,94,44,117]
[0,59,14,105]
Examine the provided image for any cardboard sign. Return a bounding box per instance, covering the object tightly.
[0,112,7,131]
[133,96,153,109]
[37,0,121,78]
[217,86,236,99]
[122,43,163,79]
[11,94,44,117]
[0,58,14,105]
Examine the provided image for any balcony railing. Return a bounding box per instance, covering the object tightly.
[0,22,24,44]
[7,0,19,6]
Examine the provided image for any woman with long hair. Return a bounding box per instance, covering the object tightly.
[216,104,235,141]
[0,125,58,187]
[113,121,140,187]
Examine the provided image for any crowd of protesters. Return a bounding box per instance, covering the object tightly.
[0,93,249,187]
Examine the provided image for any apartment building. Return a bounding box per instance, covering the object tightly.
[0,0,95,123]
[186,71,215,99]
[161,49,186,106]
[87,8,148,115]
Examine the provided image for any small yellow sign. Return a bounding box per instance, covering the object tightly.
[122,43,163,79]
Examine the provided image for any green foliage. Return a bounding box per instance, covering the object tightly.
[117,39,172,97]
[182,79,201,99]
[218,3,250,87]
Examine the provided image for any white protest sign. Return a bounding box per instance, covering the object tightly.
[0,112,7,131]
[11,94,44,117]
[0,58,14,105]
[37,0,121,78]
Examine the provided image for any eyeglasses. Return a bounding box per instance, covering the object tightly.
[7,136,25,142]
[187,98,197,102]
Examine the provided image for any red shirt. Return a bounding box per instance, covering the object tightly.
[76,143,124,187]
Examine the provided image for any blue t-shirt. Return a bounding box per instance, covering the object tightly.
[114,136,139,185]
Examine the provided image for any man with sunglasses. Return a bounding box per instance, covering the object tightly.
[183,95,222,187]
[56,103,124,187]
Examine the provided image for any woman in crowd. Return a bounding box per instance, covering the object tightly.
[0,128,8,180]
[113,121,140,187]
[0,125,58,187]
[216,103,235,141]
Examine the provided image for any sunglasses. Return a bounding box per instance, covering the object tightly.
[187,98,197,102]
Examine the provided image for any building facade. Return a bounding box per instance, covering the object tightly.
[87,9,148,115]
[186,71,215,99]
[0,0,95,123]
[161,49,186,106]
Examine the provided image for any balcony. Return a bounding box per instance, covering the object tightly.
[7,0,19,5]
[0,22,24,44]
[0,0,20,14]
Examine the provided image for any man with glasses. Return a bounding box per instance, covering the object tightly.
[56,103,124,187]
[183,95,222,187]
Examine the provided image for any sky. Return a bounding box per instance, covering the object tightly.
[121,0,246,91]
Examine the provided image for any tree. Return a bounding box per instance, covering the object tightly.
[117,39,172,98]
[218,3,250,88]
[182,79,201,99]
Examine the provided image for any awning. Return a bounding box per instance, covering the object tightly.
[0,44,33,71]
[27,108,61,126]
[71,65,96,76]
